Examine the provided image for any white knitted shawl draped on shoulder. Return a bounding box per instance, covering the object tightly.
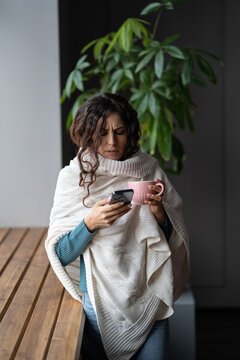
[45,150,189,360]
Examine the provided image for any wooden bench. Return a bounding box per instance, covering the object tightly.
[0,228,85,360]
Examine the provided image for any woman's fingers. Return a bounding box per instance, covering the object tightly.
[104,207,131,225]
[144,194,163,207]
[148,184,162,193]
[95,198,111,206]
[95,198,127,209]
[103,203,131,219]
[147,193,162,202]
[85,199,132,231]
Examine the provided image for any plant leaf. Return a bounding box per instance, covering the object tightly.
[191,73,207,87]
[106,59,117,72]
[71,95,84,120]
[180,81,194,105]
[114,52,120,63]
[100,72,111,92]
[154,87,172,100]
[119,19,132,53]
[164,1,174,10]
[148,92,160,117]
[105,18,145,55]
[81,39,98,54]
[140,2,162,16]
[60,88,67,104]
[130,89,146,102]
[137,93,149,116]
[150,116,158,154]
[109,69,124,86]
[185,107,195,132]
[161,33,180,46]
[174,102,185,130]
[139,69,152,86]
[154,49,164,78]
[105,30,121,55]
[65,71,74,97]
[130,18,149,39]
[76,55,88,67]
[73,70,84,91]
[76,62,90,71]
[157,111,172,160]
[139,48,151,57]
[195,54,217,84]
[163,45,185,59]
[196,48,224,65]
[66,108,73,131]
[181,58,193,86]
[135,51,155,73]
[152,79,169,88]
[171,134,185,173]
[125,69,134,80]
[111,79,121,93]
[94,37,108,60]
[140,132,151,153]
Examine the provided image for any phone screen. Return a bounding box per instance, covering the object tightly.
[109,189,134,204]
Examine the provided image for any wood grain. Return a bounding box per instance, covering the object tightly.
[0,228,84,360]
[0,228,46,320]
[0,233,49,359]
[0,228,10,244]
[0,228,28,275]
[15,268,64,360]
[46,290,85,360]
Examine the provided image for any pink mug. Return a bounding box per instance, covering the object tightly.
[128,180,164,205]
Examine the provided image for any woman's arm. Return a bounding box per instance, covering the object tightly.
[55,220,96,266]
[56,197,132,266]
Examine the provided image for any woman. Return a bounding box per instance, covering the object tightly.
[45,93,189,360]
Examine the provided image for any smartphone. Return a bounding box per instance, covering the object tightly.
[109,189,134,205]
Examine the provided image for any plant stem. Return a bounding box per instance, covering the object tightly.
[152,8,163,39]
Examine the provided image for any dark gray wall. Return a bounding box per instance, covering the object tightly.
[59,0,240,308]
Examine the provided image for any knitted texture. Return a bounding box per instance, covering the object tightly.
[45,150,189,360]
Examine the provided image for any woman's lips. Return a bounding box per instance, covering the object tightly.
[106,150,118,154]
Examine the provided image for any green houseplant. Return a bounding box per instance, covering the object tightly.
[61,0,222,174]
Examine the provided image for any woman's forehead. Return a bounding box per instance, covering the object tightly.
[98,112,125,128]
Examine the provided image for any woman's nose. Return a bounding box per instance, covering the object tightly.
[107,131,116,145]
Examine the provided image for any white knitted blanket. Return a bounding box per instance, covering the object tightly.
[45,150,189,360]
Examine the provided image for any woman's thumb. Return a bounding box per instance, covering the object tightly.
[96,198,110,206]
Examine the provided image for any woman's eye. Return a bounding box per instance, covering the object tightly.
[100,131,107,136]
[115,130,125,135]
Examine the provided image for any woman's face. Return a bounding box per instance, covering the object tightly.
[95,112,128,160]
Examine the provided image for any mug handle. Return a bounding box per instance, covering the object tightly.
[155,182,164,196]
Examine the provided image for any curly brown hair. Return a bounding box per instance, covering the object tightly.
[70,93,141,205]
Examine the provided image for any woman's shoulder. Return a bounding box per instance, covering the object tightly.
[140,151,158,164]
[56,156,80,189]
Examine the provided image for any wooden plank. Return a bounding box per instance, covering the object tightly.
[0,228,28,275]
[0,228,10,244]
[15,268,64,360]
[46,290,85,360]
[0,228,46,321]
[0,232,49,360]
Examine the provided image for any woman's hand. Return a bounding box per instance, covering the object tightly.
[84,198,132,232]
[144,179,166,224]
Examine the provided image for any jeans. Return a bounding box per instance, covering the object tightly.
[81,291,169,360]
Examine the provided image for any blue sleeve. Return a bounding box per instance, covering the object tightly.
[159,214,172,242]
[55,219,96,267]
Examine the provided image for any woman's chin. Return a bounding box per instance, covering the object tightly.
[103,151,122,160]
